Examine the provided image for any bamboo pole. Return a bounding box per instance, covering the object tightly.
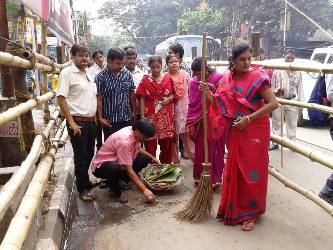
[0,51,71,73]
[0,110,60,221]
[278,98,333,114]
[269,166,333,216]
[208,60,333,73]
[280,105,284,168]
[0,120,67,250]
[270,134,333,171]
[41,22,50,123]
[0,92,54,127]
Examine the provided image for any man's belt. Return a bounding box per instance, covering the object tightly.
[72,116,96,122]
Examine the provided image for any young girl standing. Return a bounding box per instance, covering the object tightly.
[136,56,175,163]
[165,54,190,164]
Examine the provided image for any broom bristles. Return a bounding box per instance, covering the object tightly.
[175,163,213,223]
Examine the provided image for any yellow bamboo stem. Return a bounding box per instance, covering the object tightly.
[278,98,333,114]
[0,51,70,73]
[0,121,68,250]
[0,92,54,127]
[208,60,333,73]
[280,106,284,168]
[269,166,333,216]
[270,134,333,171]
[0,110,60,221]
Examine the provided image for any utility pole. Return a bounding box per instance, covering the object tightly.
[283,0,287,51]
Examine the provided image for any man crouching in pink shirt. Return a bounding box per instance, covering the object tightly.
[91,118,158,203]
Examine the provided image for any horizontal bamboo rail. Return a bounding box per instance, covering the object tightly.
[277,98,333,114]
[0,110,60,221]
[0,120,67,250]
[208,60,333,73]
[269,166,333,216]
[270,134,333,171]
[0,51,71,73]
[0,92,55,127]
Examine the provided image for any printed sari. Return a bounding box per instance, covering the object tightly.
[136,74,174,163]
[212,68,271,225]
[186,72,225,185]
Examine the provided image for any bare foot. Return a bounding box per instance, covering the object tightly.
[242,219,255,231]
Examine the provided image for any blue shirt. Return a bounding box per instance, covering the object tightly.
[96,68,135,123]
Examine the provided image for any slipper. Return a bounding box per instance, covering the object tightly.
[79,190,96,202]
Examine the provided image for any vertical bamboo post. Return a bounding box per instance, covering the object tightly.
[280,72,285,168]
[41,22,50,123]
[201,32,209,164]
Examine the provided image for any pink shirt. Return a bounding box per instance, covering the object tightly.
[91,126,140,172]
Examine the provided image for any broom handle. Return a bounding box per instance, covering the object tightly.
[201,32,209,164]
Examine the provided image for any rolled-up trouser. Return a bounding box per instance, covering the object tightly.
[320,172,333,199]
[92,153,151,197]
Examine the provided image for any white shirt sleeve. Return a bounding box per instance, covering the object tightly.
[297,72,305,102]
[271,70,278,92]
[56,68,70,98]
[326,74,333,103]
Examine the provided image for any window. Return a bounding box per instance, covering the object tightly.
[312,53,326,64]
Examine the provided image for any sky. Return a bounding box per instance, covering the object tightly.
[72,0,116,36]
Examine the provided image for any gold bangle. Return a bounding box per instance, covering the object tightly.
[246,116,251,123]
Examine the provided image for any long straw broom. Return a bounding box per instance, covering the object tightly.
[175,32,213,222]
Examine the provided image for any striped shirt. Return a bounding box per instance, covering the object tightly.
[96,68,135,123]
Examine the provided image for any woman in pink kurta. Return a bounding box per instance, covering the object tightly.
[164,54,190,163]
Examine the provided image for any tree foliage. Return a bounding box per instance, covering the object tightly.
[98,0,333,54]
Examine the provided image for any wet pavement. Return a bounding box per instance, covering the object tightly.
[63,125,333,250]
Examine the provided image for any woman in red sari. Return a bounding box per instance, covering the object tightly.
[136,56,175,163]
[200,44,278,231]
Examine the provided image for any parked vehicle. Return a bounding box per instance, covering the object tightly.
[155,35,220,65]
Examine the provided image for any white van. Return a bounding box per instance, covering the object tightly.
[310,47,333,64]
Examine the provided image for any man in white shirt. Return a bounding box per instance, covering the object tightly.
[124,46,145,88]
[270,50,304,150]
[89,50,105,150]
[89,50,104,79]
[57,44,97,202]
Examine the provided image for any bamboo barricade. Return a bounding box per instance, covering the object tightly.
[0,92,55,127]
[0,110,60,221]
[277,98,333,114]
[0,51,71,73]
[269,166,333,216]
[270,134,333,171]
[0,120,68,250]
[208,60,333,73]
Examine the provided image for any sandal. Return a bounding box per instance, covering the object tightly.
[79,190,96,202]
[241,219,255,231]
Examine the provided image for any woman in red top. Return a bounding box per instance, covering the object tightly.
[136,56,175,163]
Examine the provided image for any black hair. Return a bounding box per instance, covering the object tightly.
[228,43,252,70]
[191,57,216,74]
[124,46,137,57]
[47,56,56,62]
[285,49,295,56]
[165,54,178,65]
[132,118,155,138]
[148,55,162,67]
[107,48,125,62]
[92,50,103,59]
[168,43,184,59]
[70,43,89,56]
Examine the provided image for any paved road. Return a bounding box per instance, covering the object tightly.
[65,125,333,250]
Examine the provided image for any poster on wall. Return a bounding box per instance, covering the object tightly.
[21,0,48,21]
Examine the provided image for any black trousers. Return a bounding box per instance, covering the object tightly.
[96,123,103,150]
[93,154,151,197]
[103,120,132,141]
[67,121,97,193]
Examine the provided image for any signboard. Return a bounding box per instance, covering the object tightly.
[21,0,74,45]
[48,0,75,45]
[21,0,49,21]
[0,120,20,138]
